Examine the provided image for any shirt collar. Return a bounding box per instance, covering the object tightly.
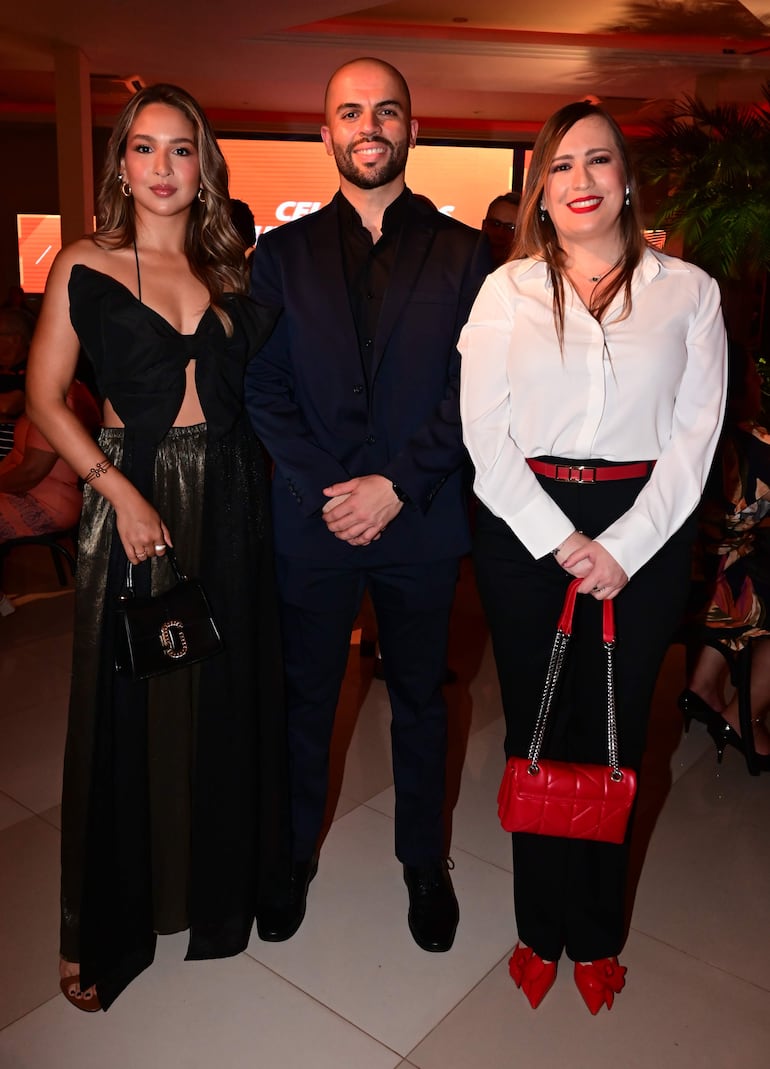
[511,245,667,286]
[338,186,412,236]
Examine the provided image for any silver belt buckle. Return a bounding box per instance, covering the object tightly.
[555,465,596,484]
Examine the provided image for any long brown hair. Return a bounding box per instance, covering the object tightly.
[94,83,246,331]
[512,101,646,348]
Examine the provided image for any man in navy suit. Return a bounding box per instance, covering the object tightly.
[246,57,489,951]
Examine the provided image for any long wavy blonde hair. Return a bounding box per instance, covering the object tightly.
[512,101,646,349]
[94,83,246,332]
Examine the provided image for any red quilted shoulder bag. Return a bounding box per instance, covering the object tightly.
[497,578,637,844]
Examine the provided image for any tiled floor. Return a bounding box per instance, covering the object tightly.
[1,548,769,1068]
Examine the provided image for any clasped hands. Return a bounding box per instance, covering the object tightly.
[554,531,628,600]
[322,474,403,546]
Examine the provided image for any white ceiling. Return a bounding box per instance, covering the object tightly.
[1,1,770,138]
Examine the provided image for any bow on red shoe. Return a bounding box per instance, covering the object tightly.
[573,957,627,1014]
[509,942,557,1009]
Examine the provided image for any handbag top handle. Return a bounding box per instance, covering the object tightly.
[558,578,615,645]
[120,547,187,599]
[528,578,622,779]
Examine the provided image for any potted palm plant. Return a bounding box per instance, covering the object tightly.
[637,83,770,359]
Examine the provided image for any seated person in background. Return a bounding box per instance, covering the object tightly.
[0,378,101,615]
[481,191,520,268]
[0,308,33,459]
[680,343,770,773]
[2,284,37,323]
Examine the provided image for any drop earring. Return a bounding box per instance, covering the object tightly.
[539,202,547,224]
[624,185,631,207]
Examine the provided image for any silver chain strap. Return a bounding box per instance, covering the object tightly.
[605,639,622,779]
[527,628,569,768]
[526,590,621,778]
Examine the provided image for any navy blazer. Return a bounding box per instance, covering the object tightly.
[246,190,490,564]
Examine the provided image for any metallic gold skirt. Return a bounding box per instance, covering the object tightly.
[62,424,207,956]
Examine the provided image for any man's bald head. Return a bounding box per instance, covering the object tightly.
[324,57,412,124]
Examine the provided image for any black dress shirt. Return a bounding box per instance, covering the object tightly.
[338,188,411,381]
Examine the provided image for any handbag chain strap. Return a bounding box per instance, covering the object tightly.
[604,638,622,780]
[527,578,622,779]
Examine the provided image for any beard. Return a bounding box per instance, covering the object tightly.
[331,136,409,189]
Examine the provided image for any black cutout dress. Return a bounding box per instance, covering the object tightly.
[60,265,289,1009]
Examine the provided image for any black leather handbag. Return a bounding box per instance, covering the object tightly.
[114,549,223,680]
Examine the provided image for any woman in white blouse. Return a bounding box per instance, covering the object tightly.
[459,101,727,1014]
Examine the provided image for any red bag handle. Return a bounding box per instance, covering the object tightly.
[527,578,620,775]
[558,578,615,646]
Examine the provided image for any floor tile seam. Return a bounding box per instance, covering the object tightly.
[0,791,55,826]
[401,949,511,1066]
[237,949,406,1060]
[332,781,394,807]
[360,799,396,820]
[629,926,770,993]
[0,991,60,1034]
[35,808,62,831]
[445,844,512,876]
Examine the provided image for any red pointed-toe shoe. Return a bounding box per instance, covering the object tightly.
[508,942,557,1009]
[573,957,627,1014]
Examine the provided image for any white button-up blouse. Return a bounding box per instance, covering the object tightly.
[458,247,728,578]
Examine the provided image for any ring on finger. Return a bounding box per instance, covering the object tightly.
[154,543,166,552]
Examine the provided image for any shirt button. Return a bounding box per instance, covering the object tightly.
[353,384,364,394]
[366,292,375,300]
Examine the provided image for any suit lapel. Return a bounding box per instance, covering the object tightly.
[372,210,435,380]
[308,197,361,366]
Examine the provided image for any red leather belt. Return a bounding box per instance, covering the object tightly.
[526,458,655,483]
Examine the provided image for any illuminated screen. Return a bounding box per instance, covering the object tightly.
[18,215,62,293]
[222,139,514,238]
[17,139,514,290]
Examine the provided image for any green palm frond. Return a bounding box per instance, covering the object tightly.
[637,84,770,279]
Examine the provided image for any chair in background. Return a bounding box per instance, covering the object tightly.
[0,526,78,588]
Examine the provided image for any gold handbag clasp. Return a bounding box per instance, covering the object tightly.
[159,620,188,659]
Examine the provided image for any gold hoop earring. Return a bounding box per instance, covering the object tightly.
[119,176,132,198]
[197,187,206,203]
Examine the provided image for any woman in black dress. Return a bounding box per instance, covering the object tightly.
[26,84,289,1011]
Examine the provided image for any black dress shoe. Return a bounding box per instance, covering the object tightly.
[403,860,459,952]
[257,857,318,942]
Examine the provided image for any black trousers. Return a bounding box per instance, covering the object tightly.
[275,554,459,866]
[473,467,694,962]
